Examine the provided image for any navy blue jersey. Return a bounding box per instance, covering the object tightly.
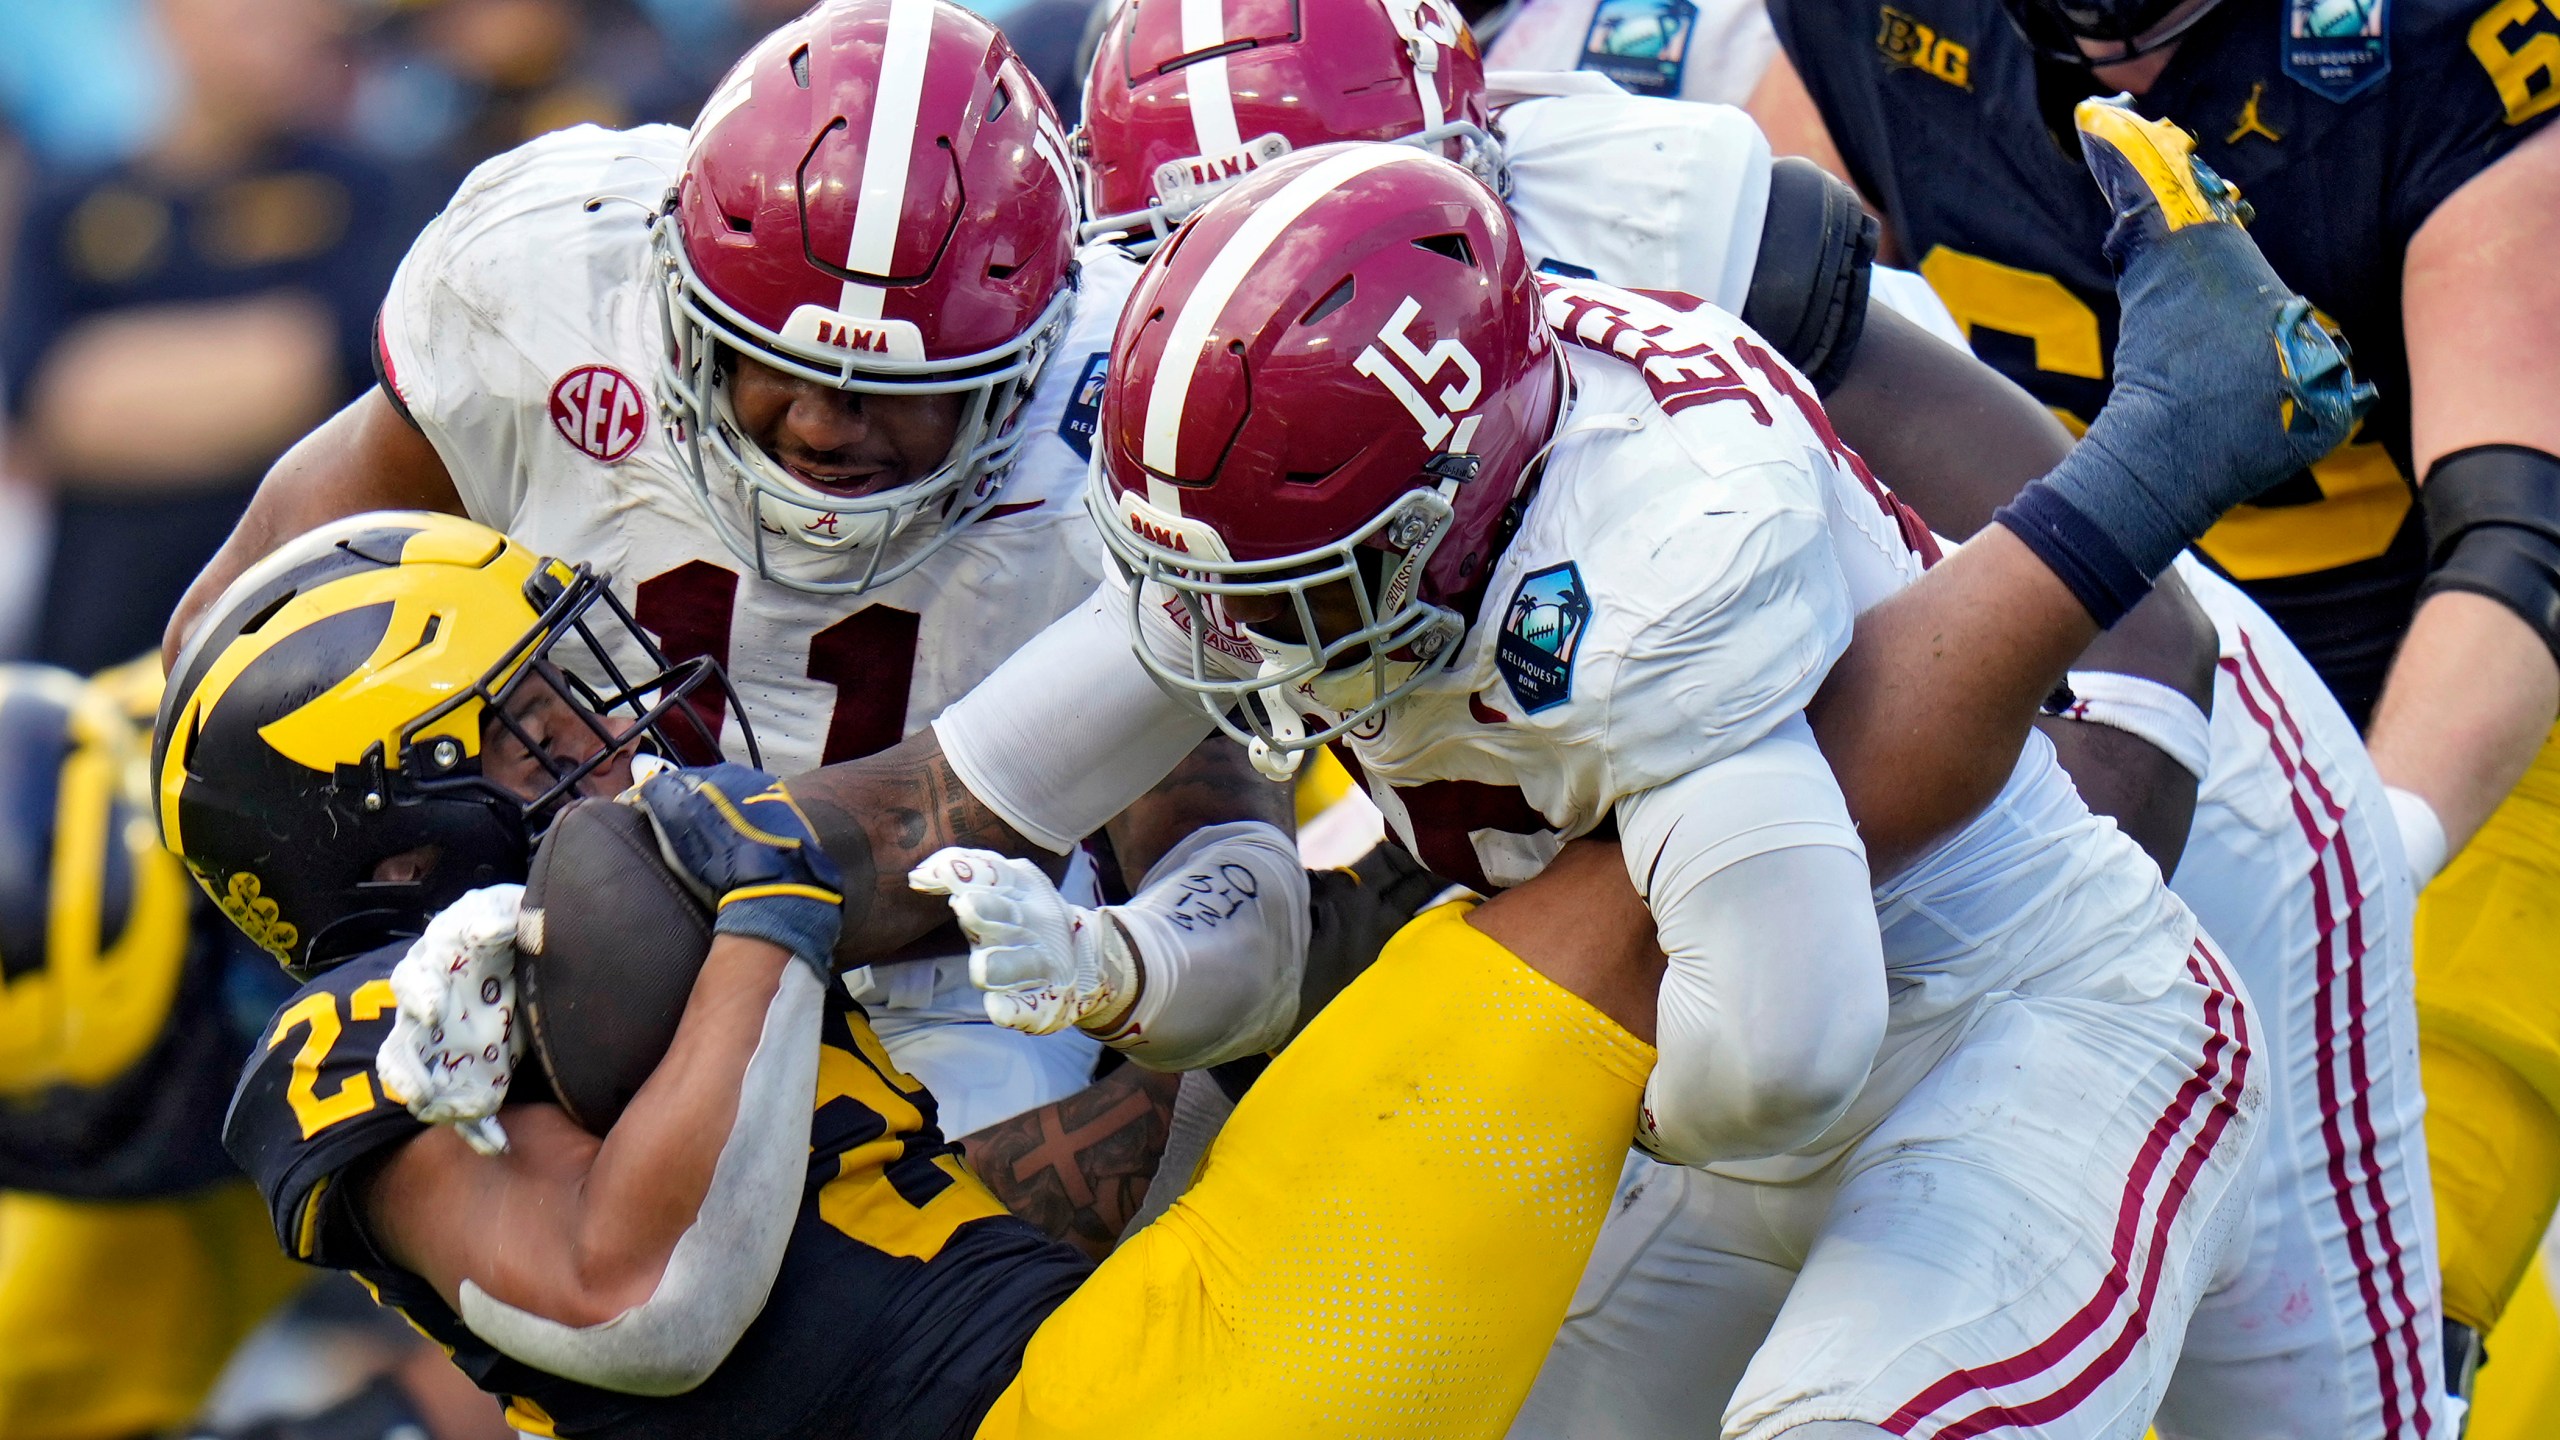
[225,947,1090,1440]
[1770,0,2559,721]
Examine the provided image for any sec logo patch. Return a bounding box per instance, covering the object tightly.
[549,364,647,463]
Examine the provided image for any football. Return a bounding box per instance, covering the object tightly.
[516,797,714,1135]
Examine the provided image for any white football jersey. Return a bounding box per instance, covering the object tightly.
[1485,0,1781,107]
[1494,78,1772,313]
[377,124,1111,776]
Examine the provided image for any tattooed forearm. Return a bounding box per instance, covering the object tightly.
[785,727,1064,966]
[957,1063,1181,1261]
[1102,734,1292,888]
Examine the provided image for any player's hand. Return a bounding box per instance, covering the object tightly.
[2068,98,2372,519]
[377,884,526,1157]
[909,848,1136,1036]
[620,764,843,975]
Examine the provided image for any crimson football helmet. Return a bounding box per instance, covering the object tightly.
[656,0,1079,594]
[1088,144,1562,777]
[1076,0,1500,247]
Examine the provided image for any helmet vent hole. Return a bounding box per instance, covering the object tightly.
[236,589,298,636]
[1160,38,1256,74]
[1301,276,1356,325]
[1413,232,1475,266]
[725,213,753,234]
[382,612,442,667]
[988,82,1012,121]
[790,45,811,87]
[988,261,1020,280]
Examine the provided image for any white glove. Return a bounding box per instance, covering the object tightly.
[377,884,528,1157]
[909,849,1137,1036]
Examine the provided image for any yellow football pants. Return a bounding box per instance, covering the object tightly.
[2416,723,2560,1338]
[2470,1248,2560,1440]
[976,904,1655,1440]
[0,1182,308,1440]
[1294,748,1360,829]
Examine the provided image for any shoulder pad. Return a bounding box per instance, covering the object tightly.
[1740,158,1879,394]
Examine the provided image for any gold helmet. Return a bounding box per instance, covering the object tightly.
[156,512,755,977]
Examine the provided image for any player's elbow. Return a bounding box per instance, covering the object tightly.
[462,1270,748,1396]
[1645,881,1887,1165]
[1727,1006,1881,1155]
[1651,1004,1881,1164]
[558,1238,681,1329]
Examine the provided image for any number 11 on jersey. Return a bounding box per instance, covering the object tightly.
[633,560,924,765]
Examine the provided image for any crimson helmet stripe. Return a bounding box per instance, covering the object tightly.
[839,0,939,318]
[1179,0,1244,156]
[1141,145,1437,480]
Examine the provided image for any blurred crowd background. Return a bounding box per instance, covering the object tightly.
[0,9,1095,1429]
[0,0,1101,680]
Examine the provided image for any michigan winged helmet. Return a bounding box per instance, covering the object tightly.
[0,664,194,1098]
[155,512,756,978]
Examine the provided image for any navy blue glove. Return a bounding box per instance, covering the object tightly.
[1997,98,2374,625]
[622,763,843,976]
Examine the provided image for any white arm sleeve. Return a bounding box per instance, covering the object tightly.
[933,584,1218,853]
[375,174,545,528]
[1092,820,1309,1071]
[2055,669,2215,781]
[1613,714,1886,1167]
[458,964,822,1396]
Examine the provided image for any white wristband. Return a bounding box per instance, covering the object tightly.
[2055,670,2215,781]
[1090,820,1308,1071]
[2384,785,2450,891]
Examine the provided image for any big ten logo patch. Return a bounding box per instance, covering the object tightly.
[1352,296,1486,451]
[549,364,648,463]
[1877,6,1972,88]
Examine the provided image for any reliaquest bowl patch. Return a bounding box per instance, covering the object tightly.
[1058,351,1109,461]
[2283,0,2388,101]
[1497,562,1593,713]
[1578,0,1697,97]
